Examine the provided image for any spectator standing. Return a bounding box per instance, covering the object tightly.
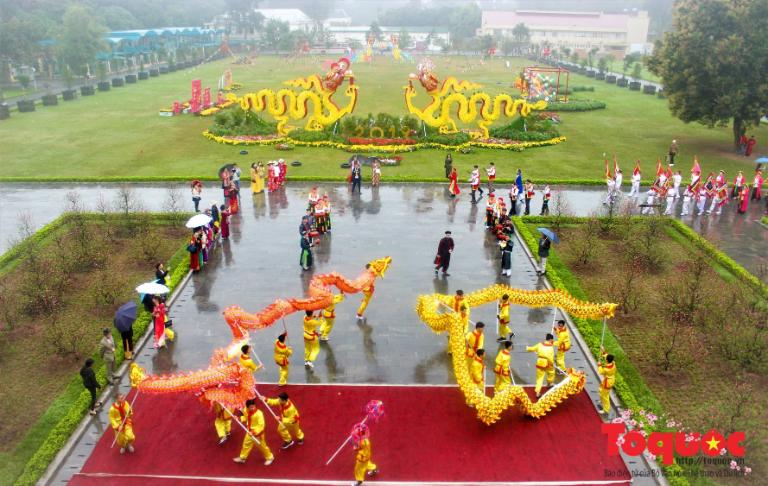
[100,329,117,384]
[537,234,551,275]
[351,160,362,194]
[371,161,381,187]
[155,262,169,285]
[191,180,203,212]
[434,231,455,276]
[745,135,757,157]
[80,358,102,416]
[300,232,313,271]
[231,164,242,194]
[668,140,678,165]
[444,153,453,179]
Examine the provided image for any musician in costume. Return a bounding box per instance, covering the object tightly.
[524,180,535,215]
[233,399,274,465]
[307,187,320,211]
[752,169,763,201]
[109,392,136,454]
[508,183,519,215]
[303,310,322,368]
[485,192,497,228]
[493,341,512,392]
[486,162,496,192]
[597,348,616,415]
[320,293,345,341]
[680,184,694,216]
[265,392,304,449]
[323,194,333,231]
[274,332,292,386]
[526,333,555,398]
[469,166,482,204]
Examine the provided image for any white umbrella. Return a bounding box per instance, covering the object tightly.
[135,282,170,295]
[185,213,212,228]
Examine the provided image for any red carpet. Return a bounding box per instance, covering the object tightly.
[71,384,629,485]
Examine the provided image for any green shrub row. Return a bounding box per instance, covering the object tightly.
[12,214,191,486]
[0,214,71,275]
[667,219,768,299]
[209,109,277,137]
[545,99,606,111]
[513,216,689,485]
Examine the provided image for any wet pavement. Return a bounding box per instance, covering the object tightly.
[36,182,676,485]
[2,182,765,273]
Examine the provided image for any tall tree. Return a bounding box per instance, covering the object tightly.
[368,21,383,41]
[397,28,412,49]
[511,23,530,44]
[647,0,768,147]
[263,18,292,53]
[58,4,106,75]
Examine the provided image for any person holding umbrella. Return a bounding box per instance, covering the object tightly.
[536,228,559,275]
[114,301,137,360]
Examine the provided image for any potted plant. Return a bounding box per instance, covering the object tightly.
[138,56,149,80]
[596,57,607,80]
[629,63,642,90]
[112,58,125,87]
[14,75,36,112]
[0,88,9,120]
[42,82,58,106]
[61,65,78,101]
[657,89,665,99]
[97,61,110,91]
[80,64,96,95]
[125,58,138,83]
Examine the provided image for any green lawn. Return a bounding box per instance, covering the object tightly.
[2,56,764,181]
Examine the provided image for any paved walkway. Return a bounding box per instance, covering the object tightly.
[39,183,661,485]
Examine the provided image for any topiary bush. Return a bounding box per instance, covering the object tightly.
[209,108,277,136]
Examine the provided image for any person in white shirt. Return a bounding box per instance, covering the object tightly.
[486,163,496,192]
[603,177,616,205]
[642,188,657,215]
[663,186,675,215]
[614,169,623,193]
[680,185,694,216]
[629,163,642,197]
[671,171,682,198]
[508,185,519,215]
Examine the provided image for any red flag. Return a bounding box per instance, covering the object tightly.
[691,156,701,176]
[604,158,612,179]
[633,160,641,176]
[613,155,620,176]
[656,158,663,178]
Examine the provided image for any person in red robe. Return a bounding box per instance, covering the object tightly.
[738,185,750,214]
[752,169,763,200]
[448,166,460,197]
[189,230,202,272]
[227,180,239,214]
[219,205,231,239]
[745,135,757,156]
[278,159,287,187]
[151,296,166,348]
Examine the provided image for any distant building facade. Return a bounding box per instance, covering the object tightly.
[254,9,314,32]
[477,10,650,55]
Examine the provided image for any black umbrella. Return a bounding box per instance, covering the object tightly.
[218,163,236,179]
[114,301,137,333]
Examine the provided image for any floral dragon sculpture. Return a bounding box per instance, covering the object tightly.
[231,57,358,136]
[416,285,617,425]
[404,59,548,139]
[130,257,392,411]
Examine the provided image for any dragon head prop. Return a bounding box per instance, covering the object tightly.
[367,256,392,278]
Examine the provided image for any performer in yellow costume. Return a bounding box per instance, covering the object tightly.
[465,321,485,369]
[493,340,512,392]
[213,401,232,444]
[320,293,345,341]
[354,434,378,485]
[496,294,511,342]
[233,399,274,465]
[597,347,616,415]
[274,332,292,386]
[265,392,304,449]
[526,333,555,398]
[356,284,374,319]
[468,348,486,406]
[554,319,571,370]
[239,344,261,373]
[303,310,322,368]
[109,392,136,454]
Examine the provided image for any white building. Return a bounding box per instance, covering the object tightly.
[326,26,449,48]
[324,9,352,28]
[477,10,650,56]
[254,8,314,32]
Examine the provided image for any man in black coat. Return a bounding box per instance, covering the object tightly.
[80,358,102,416]
[434,230,455,276]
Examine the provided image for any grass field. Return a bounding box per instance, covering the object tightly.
[2,55,765,181]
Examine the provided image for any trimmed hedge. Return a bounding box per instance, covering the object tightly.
[512,216,768,486]
[10,213,191,486]
[545,100,606,111]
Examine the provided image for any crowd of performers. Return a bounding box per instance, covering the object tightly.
[603,157,766,217]
[447,289,616,415]
[299,187,334,270]
[107,271,379,483]
[447,162,553,217]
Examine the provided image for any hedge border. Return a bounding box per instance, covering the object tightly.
[9,213,191,486]
[512,215,713,485]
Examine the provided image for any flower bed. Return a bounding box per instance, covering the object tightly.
[347,137,416,146]
[203,130,566,153]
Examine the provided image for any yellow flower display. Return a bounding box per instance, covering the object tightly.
[416,285,617,425]
[202,130,566,154]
